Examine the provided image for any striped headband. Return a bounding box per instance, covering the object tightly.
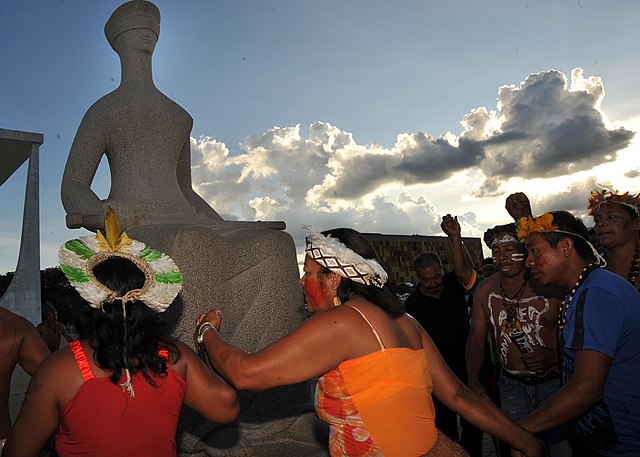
[303,226,388,288]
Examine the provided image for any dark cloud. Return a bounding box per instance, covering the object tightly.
[478,69,634,188]
[188,69,635,255]
[470,176,502,198]
[394,136,484,185]
[307,68,633,201]
[625,169,640,179]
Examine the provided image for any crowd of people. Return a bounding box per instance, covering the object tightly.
[0,187,637,457]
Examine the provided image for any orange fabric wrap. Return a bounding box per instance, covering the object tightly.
[317,347,437,456]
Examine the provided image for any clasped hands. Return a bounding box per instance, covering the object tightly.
[521,345,557,374]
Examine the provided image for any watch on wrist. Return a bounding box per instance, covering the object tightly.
[197,321,217,348]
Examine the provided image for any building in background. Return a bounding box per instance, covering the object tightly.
[362,232,484,285]
[0,128,44,324]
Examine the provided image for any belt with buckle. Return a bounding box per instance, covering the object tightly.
[502,369,559,386]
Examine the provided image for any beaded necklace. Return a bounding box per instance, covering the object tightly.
[627,242,639,286]
[558,264,597,331]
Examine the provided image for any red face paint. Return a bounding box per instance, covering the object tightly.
[300,256,331,313]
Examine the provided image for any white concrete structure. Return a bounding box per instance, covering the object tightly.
[0,128,44,324]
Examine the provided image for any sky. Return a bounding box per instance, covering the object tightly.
[1,0,639,275]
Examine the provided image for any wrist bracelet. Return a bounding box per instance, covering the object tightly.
[197,321,217,348]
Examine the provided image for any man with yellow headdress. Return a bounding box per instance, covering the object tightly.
[516,210,640,457]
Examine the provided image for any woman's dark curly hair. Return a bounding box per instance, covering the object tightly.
[318,228,405,318]
[71,257,180,387]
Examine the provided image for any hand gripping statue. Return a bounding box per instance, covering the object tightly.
[61,1,326,455]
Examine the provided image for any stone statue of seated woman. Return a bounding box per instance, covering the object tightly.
[61,2,326,455]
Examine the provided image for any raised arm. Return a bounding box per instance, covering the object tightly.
[440,214,476,288]
[175,341,239,424]
[61,107,109,231]
[505,192,533,221]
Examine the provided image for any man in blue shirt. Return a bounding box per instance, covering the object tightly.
[518,210,640,457]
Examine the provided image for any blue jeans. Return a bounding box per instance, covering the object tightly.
[499,373,573,457]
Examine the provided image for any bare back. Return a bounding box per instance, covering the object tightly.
[0,308,49,438]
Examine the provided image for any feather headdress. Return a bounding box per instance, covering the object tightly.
[303,226,388,288]
[516,213,605,266]
[59,207,183,312]
[587,189,640,217]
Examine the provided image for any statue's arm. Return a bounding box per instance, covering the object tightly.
[61,109,108,231]
[176,139,223,221]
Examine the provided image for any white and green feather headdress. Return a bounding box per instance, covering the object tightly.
[59,207,183,312]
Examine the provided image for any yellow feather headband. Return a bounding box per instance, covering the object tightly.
[516,213,557,243]
[516,212,605,266]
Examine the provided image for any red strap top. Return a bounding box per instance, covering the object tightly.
[69,340,171,382]
[57,341,186,457]
[69,340,93,381]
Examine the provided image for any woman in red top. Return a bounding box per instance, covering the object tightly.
[4,209,239,457]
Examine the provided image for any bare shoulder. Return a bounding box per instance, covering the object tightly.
[29,346,80,395]
[475,274,500,299]
[397,313,422,338]
[301,299,383,343]
[0,307,40,343]
[166,340,194,379]
[0,307,32,328]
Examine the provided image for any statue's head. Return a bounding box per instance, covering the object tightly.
[105,0,160,47]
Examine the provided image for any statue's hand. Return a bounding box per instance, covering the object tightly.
[66,213,104,231]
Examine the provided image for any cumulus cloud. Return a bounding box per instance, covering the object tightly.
[299,68,632,202]
[188,68,635,257]
[528,177,620,220]
[479,69,634,186]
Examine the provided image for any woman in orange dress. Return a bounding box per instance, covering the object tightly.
[195,227,545,456]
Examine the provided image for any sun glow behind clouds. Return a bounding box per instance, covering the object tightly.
[186,68,638,263]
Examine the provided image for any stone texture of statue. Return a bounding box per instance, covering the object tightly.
[61,1,327,455]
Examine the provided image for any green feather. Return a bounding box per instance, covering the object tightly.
[139,247,163,262]
[65,240,94,260]
[155,271,183,284]
[60,264,90,283]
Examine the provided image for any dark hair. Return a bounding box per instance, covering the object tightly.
[480,257,494,267]
[538,211,596,263]
[413,252,442,272]
[321,228,405,318]
[619,204,640,220]
[483,223,519,249]
[72,257,179,387]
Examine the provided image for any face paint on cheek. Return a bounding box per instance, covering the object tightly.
[511,253,525,262]
[304,277,325,307]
